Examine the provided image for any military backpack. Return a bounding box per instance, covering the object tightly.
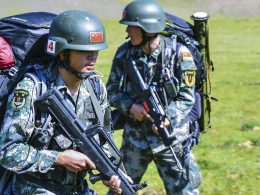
[0,11,56,194]
[0,12,56,127]
[161,12,217,132]
[112,12,216,135]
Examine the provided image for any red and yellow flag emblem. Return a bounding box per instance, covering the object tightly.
[90,32,103,43]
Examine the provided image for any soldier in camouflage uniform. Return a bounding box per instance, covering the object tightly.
[106,0,202,194]
[0,10,123,195]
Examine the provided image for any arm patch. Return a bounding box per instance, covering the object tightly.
[184,70,196,87]
[12,89,29,110]
[181,52,193,61]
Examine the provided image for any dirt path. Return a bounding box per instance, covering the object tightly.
[0,0,124,18]
[0,0,260,18]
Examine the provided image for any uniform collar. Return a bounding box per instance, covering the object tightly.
[136,37,163,69]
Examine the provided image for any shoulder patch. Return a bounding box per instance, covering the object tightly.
[12,89,29,111]
[184,70,196,87]
[181,51,193,61]
[181,61,197,70]
[179,45,193,61]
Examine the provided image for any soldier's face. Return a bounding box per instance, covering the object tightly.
[69,50,98,73]
[126,26,143,46]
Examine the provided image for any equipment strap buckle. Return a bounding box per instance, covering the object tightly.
[8,67,18,77]
[185,37,191,45]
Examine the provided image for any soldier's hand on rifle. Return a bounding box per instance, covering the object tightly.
[152,117,171,136]
[55,149,96,173]
[130,103,153,122]
[103,175,122,194]
[103,172,133,195]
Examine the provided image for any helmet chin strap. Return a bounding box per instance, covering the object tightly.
[138,30,158,47]
[59,53,93,80]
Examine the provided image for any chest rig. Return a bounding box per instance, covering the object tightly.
[121,35,180,106]
[20,74,105,194]
[29,72,102,151]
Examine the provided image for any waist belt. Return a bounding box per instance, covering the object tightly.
[17,166,88,194]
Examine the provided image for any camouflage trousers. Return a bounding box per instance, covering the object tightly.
[120,139,202,195]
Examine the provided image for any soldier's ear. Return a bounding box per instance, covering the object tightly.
[59,50,71,61]
[59,51,65,60]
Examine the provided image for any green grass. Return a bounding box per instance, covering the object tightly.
[91,16,260,194]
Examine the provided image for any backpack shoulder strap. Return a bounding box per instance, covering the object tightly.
[24,65,50,129]
[85,76,112,133]
[25,65,53,149]
[24,65,47,97]
[161,35,180,77]
[164,34,182,60]
[170,34,177,53]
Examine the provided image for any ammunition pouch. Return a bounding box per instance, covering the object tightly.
[0,166,13,195]
[190,120,200,147]
[189,92,202,122]
[162,78,177,99]
[189,92,202,147]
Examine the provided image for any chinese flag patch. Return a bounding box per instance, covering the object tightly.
[90,32,103,43]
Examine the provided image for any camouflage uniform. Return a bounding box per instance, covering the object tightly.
[0,64,108,195]
[107,36,202,194]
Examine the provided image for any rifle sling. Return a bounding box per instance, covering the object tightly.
[85,79,105,128]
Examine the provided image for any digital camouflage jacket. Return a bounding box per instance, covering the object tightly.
[106,36,197,153]
[0,65,108,194]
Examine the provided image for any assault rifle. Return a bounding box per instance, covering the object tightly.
[35,87,148,195]
[124,58,183,169]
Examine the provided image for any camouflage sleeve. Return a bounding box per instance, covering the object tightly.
[99,78,109,112]
[106,43,134,115]
[0,77,58,174]
[166,45,197,128]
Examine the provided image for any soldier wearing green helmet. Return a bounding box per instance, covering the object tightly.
[107,0,202,194]
[0,10,123,194]
[119,0,166,33]
[47,10,108,80]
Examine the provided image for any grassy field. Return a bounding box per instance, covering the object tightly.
[90,16,260,195]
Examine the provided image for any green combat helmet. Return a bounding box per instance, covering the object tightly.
[46,10,108,56]
[119,0,166,33]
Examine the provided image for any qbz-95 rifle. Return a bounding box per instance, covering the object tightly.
[124,58,183,169]
[35,87,148,195]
